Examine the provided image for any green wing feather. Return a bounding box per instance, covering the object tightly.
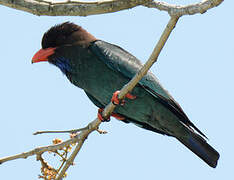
[90,40,207,138]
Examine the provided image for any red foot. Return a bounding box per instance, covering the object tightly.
[111,113,125,121]
[98,109,125,122]
[111,90,136,105]
[98,108,110,122]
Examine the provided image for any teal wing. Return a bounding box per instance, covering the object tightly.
[89,40,206,138]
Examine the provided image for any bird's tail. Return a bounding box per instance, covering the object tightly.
[177,131,219,168]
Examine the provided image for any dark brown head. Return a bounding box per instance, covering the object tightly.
[32,22,97,63]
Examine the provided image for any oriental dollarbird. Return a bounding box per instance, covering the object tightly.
[32,22,219,168]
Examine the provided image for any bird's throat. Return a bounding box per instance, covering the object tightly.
[53,56,72,75]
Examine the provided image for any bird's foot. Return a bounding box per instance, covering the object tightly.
[111,90,136,106]
[97,108,110,122]
[97,108,126,122]
[111,112,125,121]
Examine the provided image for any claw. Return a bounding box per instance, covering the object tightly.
[111,90,136,105]
[111,91,121,105]
[111,113,125,121]
[125,93,137,100]
[98,108,110,122]
[97,108,126,122]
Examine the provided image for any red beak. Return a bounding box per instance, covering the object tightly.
[32,47,56,63]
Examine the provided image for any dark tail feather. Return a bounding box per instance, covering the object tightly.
[177,132,219,168]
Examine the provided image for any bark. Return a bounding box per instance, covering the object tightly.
[0,0,224,16]
[0,0,153,16]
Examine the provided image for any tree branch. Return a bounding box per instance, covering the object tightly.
[144,0,224,16]
[0,131,77,164]
[0,0,153,16]
[55,137,85,180]
[33,127,89,135]
[0,0,224,16]
[0,119,100,165]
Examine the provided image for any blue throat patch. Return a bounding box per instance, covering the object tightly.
[54,56,72,74]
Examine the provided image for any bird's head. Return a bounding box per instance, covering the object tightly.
[32,22,97,73]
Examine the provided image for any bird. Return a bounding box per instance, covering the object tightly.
[32,22,219,168]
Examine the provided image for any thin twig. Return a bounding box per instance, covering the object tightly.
[55,139,84,180]
[33,127,89,135]
[55,119,102,179]
[56,147,69,175]
[0,119,100,165]
[0,132,79,164]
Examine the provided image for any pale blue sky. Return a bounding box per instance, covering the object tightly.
[0,1,232,179]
